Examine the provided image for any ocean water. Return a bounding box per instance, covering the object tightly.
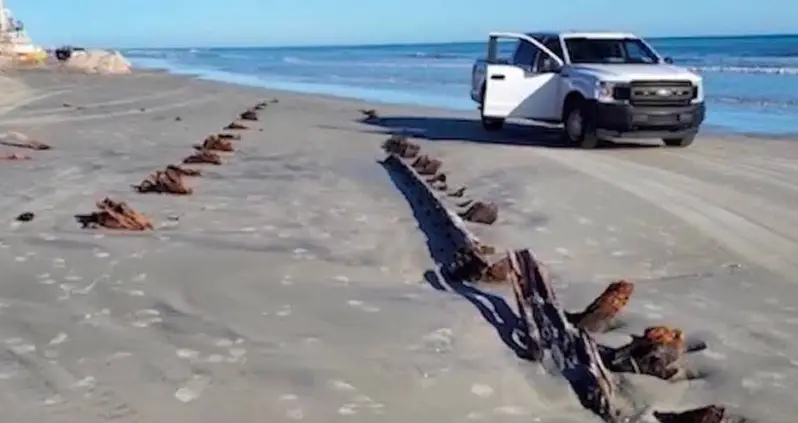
[124,34,798,135]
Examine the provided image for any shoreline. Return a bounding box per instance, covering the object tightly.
[0,68,797,422]
[127,63,798,141]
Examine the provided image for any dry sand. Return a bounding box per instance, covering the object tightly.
[0,69,796,422]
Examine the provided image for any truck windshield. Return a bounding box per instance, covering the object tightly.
[564,38,660,64]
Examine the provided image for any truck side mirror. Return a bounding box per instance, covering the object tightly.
[663,56,674,64]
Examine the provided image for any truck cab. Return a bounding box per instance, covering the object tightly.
[471,32,705,148]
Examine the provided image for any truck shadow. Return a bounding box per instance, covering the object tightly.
[359,115,660,149]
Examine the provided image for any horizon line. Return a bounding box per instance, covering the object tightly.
[114,30,797,50]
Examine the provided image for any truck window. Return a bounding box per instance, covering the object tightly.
[565,38,659,64]
[512,40,538,67]
[533,37,564,71]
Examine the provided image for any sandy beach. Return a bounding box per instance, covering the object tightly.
[1,69,797,422]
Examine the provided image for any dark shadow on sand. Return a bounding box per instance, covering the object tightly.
[360,115,660,149]
[381,159,535,359]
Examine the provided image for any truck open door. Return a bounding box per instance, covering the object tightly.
[481,33,565,123]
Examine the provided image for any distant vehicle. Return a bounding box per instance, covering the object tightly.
[471,31,705,148]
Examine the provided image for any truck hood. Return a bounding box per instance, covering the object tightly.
[568,64,701,83]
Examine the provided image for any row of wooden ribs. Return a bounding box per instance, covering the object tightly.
[76,100,274,230]
[382,135,499,225]
[380,135,738,423]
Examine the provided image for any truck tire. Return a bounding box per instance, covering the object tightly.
[662,134,696,148]
[479,85,504,131]
[563,100,599,149]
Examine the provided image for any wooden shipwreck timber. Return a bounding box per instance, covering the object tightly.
[380,134,748,423]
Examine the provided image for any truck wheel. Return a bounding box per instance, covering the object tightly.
[662,134,696,148]
[481,116,504,131]
[563,102,599,149]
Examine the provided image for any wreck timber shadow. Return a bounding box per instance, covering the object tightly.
[360,115,661,149]
[381,159,532,359]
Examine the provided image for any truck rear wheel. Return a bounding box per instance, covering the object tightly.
[662,134,696,148]
[563,101,599,149]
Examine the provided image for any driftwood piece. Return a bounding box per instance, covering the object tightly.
[183,150,223,165]
[133,167,192,195]
[459,201,498,225]
[566,280,635,333]
[194,134,234,152]
[75,198,153,231]
[240,109,259,121]
[0,132,51,150]
[224,121,249,130]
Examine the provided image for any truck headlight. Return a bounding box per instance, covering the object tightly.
[596,81,617,102]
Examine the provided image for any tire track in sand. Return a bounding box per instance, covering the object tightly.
[0,94,215,126]
[531,148,798,281]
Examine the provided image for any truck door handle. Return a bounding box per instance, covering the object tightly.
[490,74,505,80]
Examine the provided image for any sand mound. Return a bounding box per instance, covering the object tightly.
[65,49,132,74]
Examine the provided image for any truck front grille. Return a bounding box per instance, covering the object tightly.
[628,80,695,107]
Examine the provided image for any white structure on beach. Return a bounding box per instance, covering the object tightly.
[0,0,46,61]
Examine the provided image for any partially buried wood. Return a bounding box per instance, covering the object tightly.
[459,201,498,225]
[506,249,619,419]
[194,134,234,152]
[0,132,51,150]
[381,135,420,158]
[183,150,222,165]
[240,109,258,121]
[566,280,635,333]
[75,198,153,230]
[224,121,249,130]
[133,167,192,195]
[602,325,689,381]
[411,155,442,175]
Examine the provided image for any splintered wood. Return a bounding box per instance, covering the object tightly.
[379,133,740,423]
[195,134,234,152]
[133,166,194,195]
[75,198,153,230]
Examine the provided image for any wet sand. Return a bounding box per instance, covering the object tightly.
[0,69,797,422]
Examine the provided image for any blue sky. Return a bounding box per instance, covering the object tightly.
[9,0,798,48]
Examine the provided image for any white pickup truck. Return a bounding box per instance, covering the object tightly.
[471,32,705,148]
